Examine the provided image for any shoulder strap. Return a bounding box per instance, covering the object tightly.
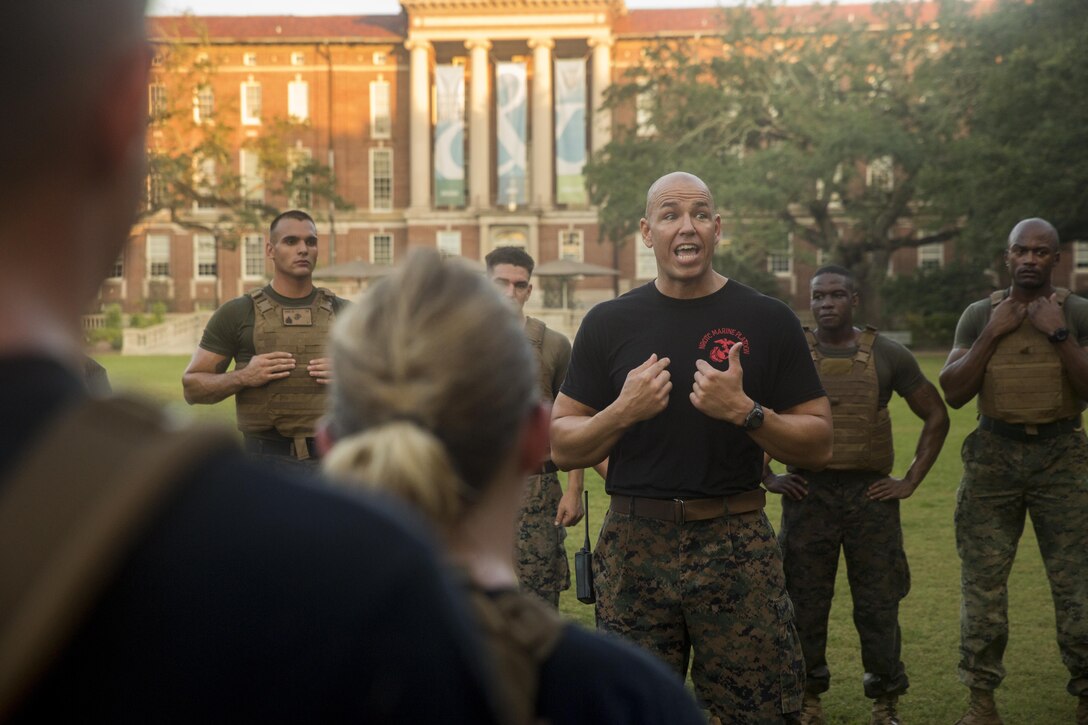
[989,289,1008,308]
[854,325,878,365]
[315,287,336,315]
[803,327,819,362]
[249,287,277,318]
[0,396,237,718]
[1055,287,1071,307]
[524,317,546,352]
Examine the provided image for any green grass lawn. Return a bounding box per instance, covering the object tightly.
[95,353,1078,722]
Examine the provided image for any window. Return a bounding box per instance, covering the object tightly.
[193,85,214,123]
[147,234,171,277]
[287,145,313,208]
[243,52,257,66]
[370,148,393,211]
[291,51,305,66]
[636,86,656,138]
[241,80,262,125]
[194,234,217,278]
[288,77,309,121]
[110,255,124,279]
[243,234,266,278]
[240,149,263,206]
[635,237,656,279]
[371,233,394,265]
[1076,241,1088,269]
[767,238,793,276]
[149,83,168,119]
[918,242,943,270]
[193,157,217,209]
[436,230,462,257]
[867,155,894,192]
[373,52,387,66]
[559,230,584,262]
[147,171,167,209]
[370,80,391,139]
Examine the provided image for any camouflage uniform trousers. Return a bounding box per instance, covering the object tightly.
[779,469,911,700]
[514,472,569,608]
[956,427,1088,697]
[594,506,805,724]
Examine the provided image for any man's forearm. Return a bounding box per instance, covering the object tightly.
[182,370,247,405]
[551,407,628,471]
[940,333,1000,408]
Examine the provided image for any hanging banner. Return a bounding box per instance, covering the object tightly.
[554,59,587,205]
[434,64,465,207]
[496,62,528,207]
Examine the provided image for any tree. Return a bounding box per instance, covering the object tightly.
[921,0,1088,265]
[144,24,350,250]
[586,1,962,318]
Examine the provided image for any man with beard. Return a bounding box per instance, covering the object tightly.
[940,218,1088,725]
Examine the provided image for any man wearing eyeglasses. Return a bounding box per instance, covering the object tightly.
[486,246,586,608]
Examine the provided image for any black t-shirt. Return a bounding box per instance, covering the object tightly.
[2,357,500,723]
[562,280,825,498]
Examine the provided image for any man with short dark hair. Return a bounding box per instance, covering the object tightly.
[940,218,1088,725]
[485,245,585,607]
[183,209,348,462]
[0,2,501,719]
[765,265,949,725]
[552,171,833,722]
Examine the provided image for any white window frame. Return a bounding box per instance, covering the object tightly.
[635,237,656,279]
[559,230,585,262]
[436,230,462,257]
[110,254,124,279]
[194,234,217,279]
[193,84,214,124]
[240,80,262,126]
[1075,241,1088,270]
[287,145,313,208]
[373,51,387,66]
[918,241,944,270]
[867,155,895,192]
[370,80,392,139]
[240,149,263,206]
[149,83,168,118]
[193,157,217,210]
[291,51,305,66]
[242,234,266,280]
[767,237,793,277]
[147,234,171,278]
[370,148,393,212]
[371,233,394,265]
[243,52,257,67]
[288,77,309,121]
[635,86,656,138]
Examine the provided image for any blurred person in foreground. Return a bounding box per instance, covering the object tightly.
[0,1,500,721]
[321,249,705,725]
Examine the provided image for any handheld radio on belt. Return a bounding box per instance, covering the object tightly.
[574,490,595,604]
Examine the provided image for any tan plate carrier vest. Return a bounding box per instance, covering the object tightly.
[978,287,1083,424]
[466,584,564,725]
[806,326,894,475]
[0,396,236,718]
[235,287,336,459]
[524,317,555,401]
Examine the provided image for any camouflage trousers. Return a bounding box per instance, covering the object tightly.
[779,470,910,699]
[594,506,804,724]
[956,428,1088,696]
[514,472,569,608]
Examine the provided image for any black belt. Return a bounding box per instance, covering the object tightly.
[539,460,559,475]
[978,415,1082,442]
[243,434,318,459]
[609,489,766,524]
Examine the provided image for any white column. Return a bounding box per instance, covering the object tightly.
[529,38,554,210]
[589,37,613,155]
[406,39,432,210]
[466,39,492,209]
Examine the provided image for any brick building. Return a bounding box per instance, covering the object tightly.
[101,0,1084,317]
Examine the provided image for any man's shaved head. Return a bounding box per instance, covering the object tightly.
[1009,218,1059,251]
[645,172,714,218]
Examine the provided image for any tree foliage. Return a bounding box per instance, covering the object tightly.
[586,0,960,309]
[920,0,1088,263]
[144,28,350,249]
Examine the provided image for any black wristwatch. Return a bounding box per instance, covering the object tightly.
[743,402,764,431]
[1048,327,1070,344]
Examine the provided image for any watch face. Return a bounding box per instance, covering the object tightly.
[745,404,764,430]
[1050,328,1069,343]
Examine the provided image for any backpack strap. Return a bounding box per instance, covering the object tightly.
[523,317,546,353]
[0,396,237,718]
